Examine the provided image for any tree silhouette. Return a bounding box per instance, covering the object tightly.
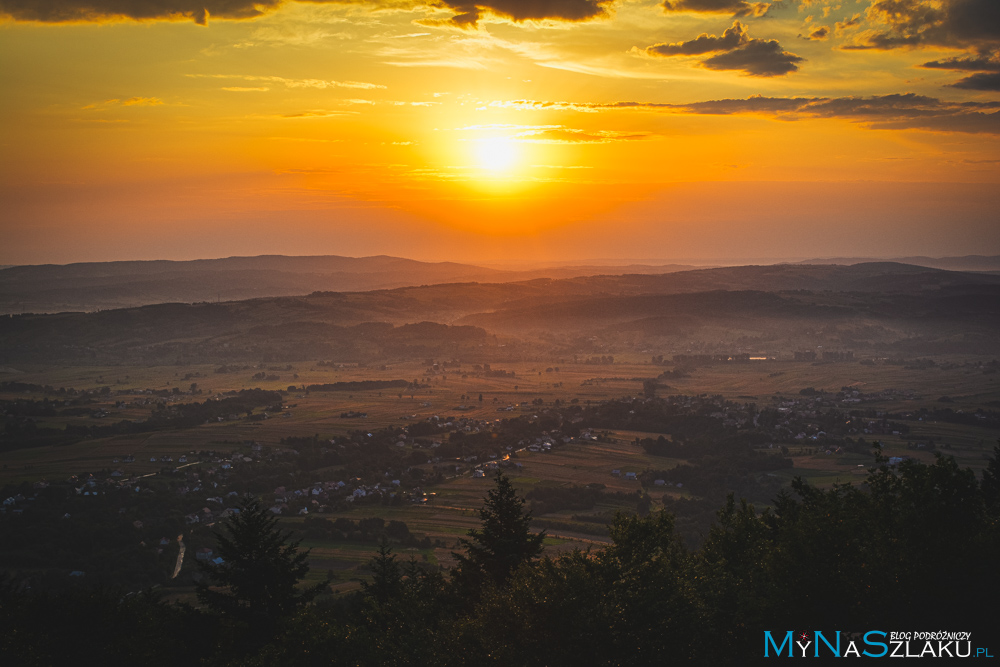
[197,494,327,635]
[982,440,1000,511]
[455,471,545,591]
[363,538,403,604]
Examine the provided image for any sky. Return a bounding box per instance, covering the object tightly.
[1,0,999,265]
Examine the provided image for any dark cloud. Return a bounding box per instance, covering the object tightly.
[919,52,1000,90]
[805,25,829,40]
[0,0,279,23]
[701,38,803,76]
[950,72,1000,91]
[0,0,613,25]
[646,21,748,56]
[921,56,1000,71]
[945,0,1000,43]
[843,0,1000,51]
[424,0,612,27]
[644,20,802,76]
[660,0,769,18]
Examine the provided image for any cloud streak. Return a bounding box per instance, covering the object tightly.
[659,0,770,18]
[483,93,1000,134]
[82,97,164,109]
[0,0,615,26]
[187,74,386,89]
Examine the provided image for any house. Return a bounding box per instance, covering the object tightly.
[196,548,213,561]
[625,472,637,480]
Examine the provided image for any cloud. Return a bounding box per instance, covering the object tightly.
[920,52,1000,89]
[0,0,615,26]
[674,93,1000,133]
[702,39,803,76]
[949,72,1000,91]
[422,0,614,27]
[222,86,270,91]
[187,74,385,89]
[660,0,770,18]
[835,13,861,34]
[803,25,829,40]
[483,93,1000,134]
[0,0,280,24]
[644,20,803,76]
[277,109,360,118]
[82,96,163,108]
[454,122,647,143]
[842,0,1000,51]
[511,127,649,143]
[121,96,164,105]
[487,99,603,112]
[922,55,1000,71]
[646,21,748,56]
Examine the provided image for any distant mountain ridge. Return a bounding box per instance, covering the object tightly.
[0,253,996,315]
[0,255,704,314]
[793,255,1000,273]
[2,261,998,365]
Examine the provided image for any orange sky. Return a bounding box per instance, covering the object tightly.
[1,0,999,264]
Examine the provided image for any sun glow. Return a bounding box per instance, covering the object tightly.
[475,137,518,173]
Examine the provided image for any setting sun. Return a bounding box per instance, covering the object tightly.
[475,137,518,173]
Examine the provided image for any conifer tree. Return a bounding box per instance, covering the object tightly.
[197,494,327,635]
[455,471,545,590]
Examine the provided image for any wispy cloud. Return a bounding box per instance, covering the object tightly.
[187,74,385,90]
[82,97,163,109]
[478,93,1000,134]
[275,109,362,118]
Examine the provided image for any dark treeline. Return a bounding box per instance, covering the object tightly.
[3,449,999,665]
[1,389,282,453]
[305,380,412,392]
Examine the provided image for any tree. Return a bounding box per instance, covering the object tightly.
[196,494,327,636]
[455,471,545,591]
[982,440,1000,511]
[363,538,403,603]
